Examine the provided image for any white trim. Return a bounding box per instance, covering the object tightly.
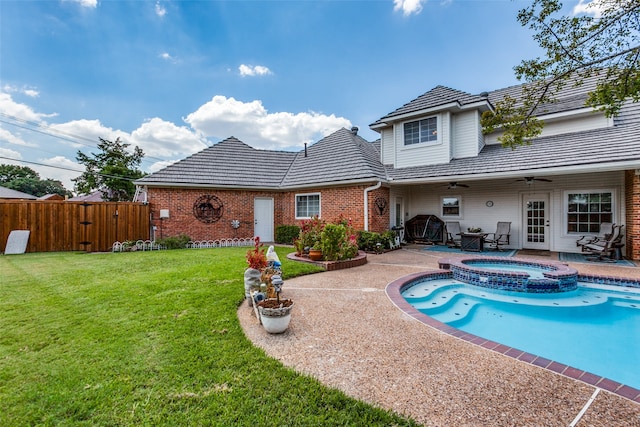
[364,181,382,231]
[441,195,462,219]
[562,188,615,237]
[401,115,441,148]
[295,192,321,219]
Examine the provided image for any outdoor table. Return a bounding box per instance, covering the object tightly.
[460,232,487,252]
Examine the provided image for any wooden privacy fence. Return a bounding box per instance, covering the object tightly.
[0,200,150,253]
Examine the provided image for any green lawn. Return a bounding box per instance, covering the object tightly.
[0,247,419,426]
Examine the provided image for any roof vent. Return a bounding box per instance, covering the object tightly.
[479,91,489,98]
[351,126,359,135]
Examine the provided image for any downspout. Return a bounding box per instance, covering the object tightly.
[364,181,382,231]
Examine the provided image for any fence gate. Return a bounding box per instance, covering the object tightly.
[0,200,150,253]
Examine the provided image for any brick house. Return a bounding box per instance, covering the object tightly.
[136,75,640,260]
[135,127,389,242]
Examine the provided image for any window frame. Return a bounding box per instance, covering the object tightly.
[402,116,440,147]
[564,189,614,235]
[295,193,321,219]
[441,195,462,218]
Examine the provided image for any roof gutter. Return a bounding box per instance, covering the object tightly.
[364,181,382,231]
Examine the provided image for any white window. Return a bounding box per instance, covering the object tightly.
[442,196,461,217]
[296,193,320,218]
[566,191,613,234]
[404,117,438,146]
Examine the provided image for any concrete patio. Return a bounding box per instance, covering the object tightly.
[238,246,640,426]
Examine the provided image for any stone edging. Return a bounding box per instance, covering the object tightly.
[286,251,367,271]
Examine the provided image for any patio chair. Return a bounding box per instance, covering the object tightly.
[576,222,614,251]
[445,221,462,248]
[583,224,624,261]
[483,222,511,251]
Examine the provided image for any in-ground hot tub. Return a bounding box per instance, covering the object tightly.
[438,257,578,293]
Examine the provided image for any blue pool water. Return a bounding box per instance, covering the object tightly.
[402,279,640,389]
[463,262,548,279]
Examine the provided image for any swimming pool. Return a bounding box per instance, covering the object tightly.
[402,278,640,390]
[388,257,640,398]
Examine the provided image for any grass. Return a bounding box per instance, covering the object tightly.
[0,247,420,426]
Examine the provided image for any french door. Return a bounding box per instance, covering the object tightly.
[522,194,550,250]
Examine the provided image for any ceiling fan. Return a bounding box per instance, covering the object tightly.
[516,176,553,185]
[446,182,470,189]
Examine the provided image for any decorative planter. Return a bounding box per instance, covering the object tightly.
[257,299,294,334]
[244,267,262,306]
[308,249,323,261]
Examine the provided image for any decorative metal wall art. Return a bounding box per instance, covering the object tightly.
[193,194,224,223]
[375,197,388,215]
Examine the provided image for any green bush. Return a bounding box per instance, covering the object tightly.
[275,225,300,244]
[357,230,396,252]
[156,233,191,249]
[320,223,359,261]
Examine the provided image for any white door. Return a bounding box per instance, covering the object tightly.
[254,197,274,242]
[394,197,405,242]
[522,193,550,250]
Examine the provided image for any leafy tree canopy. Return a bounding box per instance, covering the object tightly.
[481,0,640,148]
[73,137,146,202]
[0,164,38,184]
[0,164,72,197]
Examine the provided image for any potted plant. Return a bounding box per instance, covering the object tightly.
[256,274,293,334]
[308,243,323,261]
[244,237,268,306]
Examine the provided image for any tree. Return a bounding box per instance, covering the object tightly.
[481,0,640,148]
[73,137,146,202]
[0,164,38,184]
[0,164,72,197]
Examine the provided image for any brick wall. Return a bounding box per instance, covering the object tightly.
[147,183,391,242]
[625,170,640,261]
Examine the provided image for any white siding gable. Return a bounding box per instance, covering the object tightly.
[485,109,612,145]
[452,110,482,159]
[380,128,395,165]
[393,112,451,168]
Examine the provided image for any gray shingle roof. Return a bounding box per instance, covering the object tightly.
[386,100,640,182]
[281,128,386,187]
[371,86,486,126]
[371,74,606,127]
[136,129,386,189]
[0,186,37,199]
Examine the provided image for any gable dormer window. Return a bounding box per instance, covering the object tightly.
[404,117,438,146]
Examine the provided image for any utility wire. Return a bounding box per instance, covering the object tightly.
[0,155,142,183]
[0,112,171,166]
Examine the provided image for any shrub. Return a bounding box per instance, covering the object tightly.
[275,225,300,244]
[320,223,359,261]
[246,237,268,270]
[156,233,191,249]
[357,230,396,252]
[297,215,326,250]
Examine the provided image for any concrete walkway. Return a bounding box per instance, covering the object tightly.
[238,247,640,426]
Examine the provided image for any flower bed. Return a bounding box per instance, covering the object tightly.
[286,250,367,271]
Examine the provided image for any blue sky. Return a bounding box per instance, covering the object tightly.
[0,0,589,191]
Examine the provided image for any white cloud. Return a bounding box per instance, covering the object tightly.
[393,0,425,16]
[184,95,351,150]
[68,0,98,8]
[2,85,39,98]
[0,92,52,122]
[0,127,37,147]
[130,117,208,158]
[23,89,40,98]
[155,1,167,17]
[49,119,121,149]
[572,0,605,18]
[0,146,23,162]
[239,64,273,77]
